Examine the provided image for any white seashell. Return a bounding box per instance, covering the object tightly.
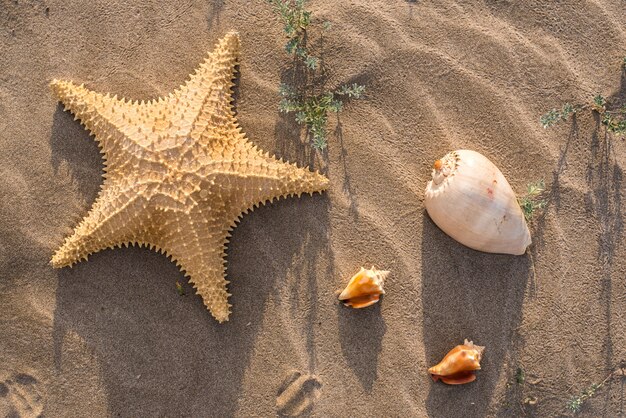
[338,266,389,308]
[424,150,531,255]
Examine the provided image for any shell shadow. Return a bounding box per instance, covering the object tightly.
[421,212,529,417]
[337,302,387,393]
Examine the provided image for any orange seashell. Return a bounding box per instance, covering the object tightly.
[428,339,485,385]
[338,266,389,309]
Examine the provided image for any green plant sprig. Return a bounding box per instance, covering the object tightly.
[566,367,625,414]
[266,0,318,69]
[175,281,185,296]
[268,0,366,150]
[540,58,626,137]
[518,180,547,222]
[279,83,365,149]
[540,103,582,129]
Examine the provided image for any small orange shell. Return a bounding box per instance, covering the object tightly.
[428,339,485,385]
[338,266,389,309]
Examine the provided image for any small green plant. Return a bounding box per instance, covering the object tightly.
[515,367,525,385]
[594,94,626,136]
[567,383,599,414]
[279,83,365,149]
[266,0,318,69]
[540,58,626,137]
[540,103,579,128]
[175,281,185,296]
[566,367,625,414]
[267,0,365,150]
[518,180,547,222]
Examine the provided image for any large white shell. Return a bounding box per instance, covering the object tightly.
[424,150,531,255]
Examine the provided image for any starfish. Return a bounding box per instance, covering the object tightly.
[50,32,329,322]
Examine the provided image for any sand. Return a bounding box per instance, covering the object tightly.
[1,0,625,416]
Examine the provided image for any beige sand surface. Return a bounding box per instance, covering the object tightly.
[1,0,625,416]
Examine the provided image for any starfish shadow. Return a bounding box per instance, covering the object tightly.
[49,102,332,416]
[235,191,333,375]
[50,202,330,416]
[51,244,270,417]
[50,104,103,204]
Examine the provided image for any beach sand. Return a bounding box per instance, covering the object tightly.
[1,0,625,416]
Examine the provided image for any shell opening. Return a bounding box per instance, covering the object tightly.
[431,152,457,185]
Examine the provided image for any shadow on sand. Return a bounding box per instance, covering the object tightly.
[583,70,625,412]
[337,302,386,393]
[49,76,332,415]
[421,213,530,418]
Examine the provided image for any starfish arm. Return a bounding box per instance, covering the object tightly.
[174,155,327,323]
[160,209,233,323]
[208,143,330,211]
[50,80,169,165]
[174,31,240,143]
[241,159,329,208]
[51,183,152,268]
